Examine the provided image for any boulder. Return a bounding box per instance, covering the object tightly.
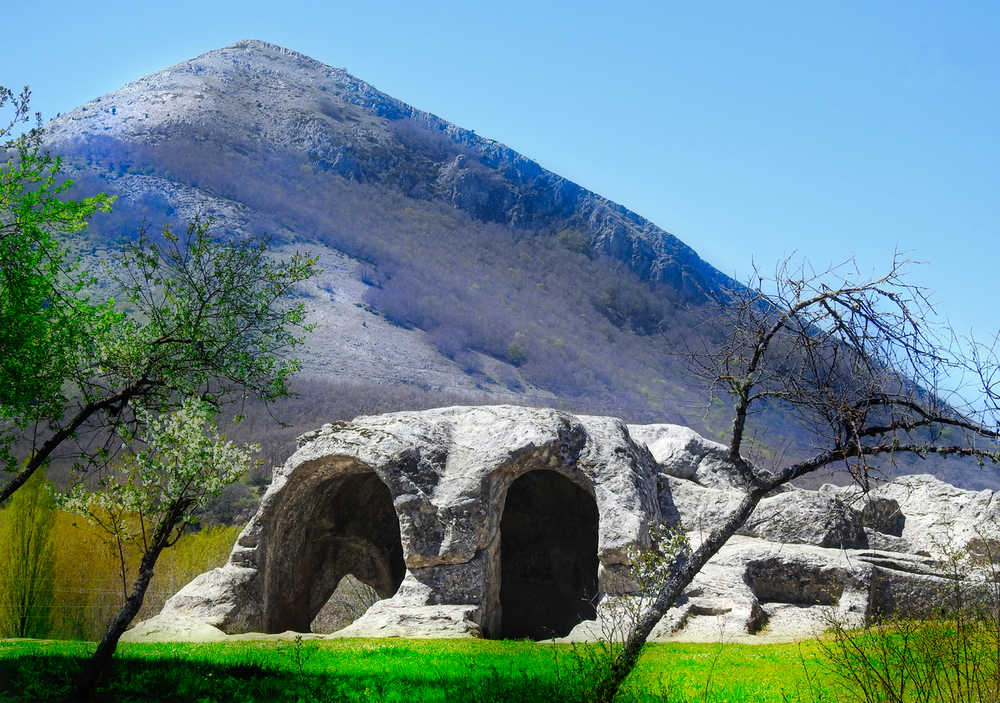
[132,406,999,643]
[630,423,748,489]
[329,601,484,639]
[826,476,1000,556]
[738,490,868,550]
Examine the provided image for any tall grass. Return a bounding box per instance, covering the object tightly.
[818,607,1000,702]
[817,541,1000,703]
[9,513,242,641]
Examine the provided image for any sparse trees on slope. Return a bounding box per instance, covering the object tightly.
[596,256,1000,701]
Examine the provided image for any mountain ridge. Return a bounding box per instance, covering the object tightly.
[44,39,734,303]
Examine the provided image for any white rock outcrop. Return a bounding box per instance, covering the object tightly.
[126,406,1000,643]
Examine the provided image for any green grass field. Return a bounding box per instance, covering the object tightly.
[0,637,838,702]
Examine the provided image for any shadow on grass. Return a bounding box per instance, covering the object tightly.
[0,648,610,703]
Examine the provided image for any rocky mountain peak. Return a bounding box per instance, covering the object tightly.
[46,39,390,151]
[44,39,733,301]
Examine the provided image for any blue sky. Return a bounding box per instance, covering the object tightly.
[4,1,998,353]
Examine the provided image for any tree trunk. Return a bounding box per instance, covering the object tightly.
[593,487,769,701]
[74,500,188,699]
[593,449,843,702]
[0,388,140,506]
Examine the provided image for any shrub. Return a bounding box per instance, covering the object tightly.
[819,539,1000,703]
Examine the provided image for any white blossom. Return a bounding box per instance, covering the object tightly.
[58,397,259,534]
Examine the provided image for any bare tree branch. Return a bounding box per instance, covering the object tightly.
[600,254,1000,701]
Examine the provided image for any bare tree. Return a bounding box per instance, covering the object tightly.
[596,255,1000,701]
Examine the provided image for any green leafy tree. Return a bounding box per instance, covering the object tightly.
[0,85,115,472]
[0,88,317,690]
[0,212,318,503]
[61,397,258,696]
[0,465,56,638]
[0,86,318,508]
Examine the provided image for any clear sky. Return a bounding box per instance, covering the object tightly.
[4,1,998,349]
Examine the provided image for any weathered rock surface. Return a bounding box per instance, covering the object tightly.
[628,424,746,489]
[738,490,868,550]
[125,406,1000,644]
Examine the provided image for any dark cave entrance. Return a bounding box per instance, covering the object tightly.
[499,469,599,640]
[266,470,405,633]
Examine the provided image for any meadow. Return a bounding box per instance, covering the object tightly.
[0,637,835,702]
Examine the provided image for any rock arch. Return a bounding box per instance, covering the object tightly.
[499,469,600,639]
[147,406,659,638]
[260,462,405,633]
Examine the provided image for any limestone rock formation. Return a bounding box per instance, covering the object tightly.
[125,406,1000,643]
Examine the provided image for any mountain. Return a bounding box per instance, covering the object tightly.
[37,40,993,491]
[45,40,730,300]
[42,41,728,412]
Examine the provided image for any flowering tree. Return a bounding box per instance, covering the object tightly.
[63,398,259,697]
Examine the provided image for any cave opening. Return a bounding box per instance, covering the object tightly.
[266,469,405,633]
[499,469,599,640]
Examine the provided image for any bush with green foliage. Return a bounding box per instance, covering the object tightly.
[2,91,319,507]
